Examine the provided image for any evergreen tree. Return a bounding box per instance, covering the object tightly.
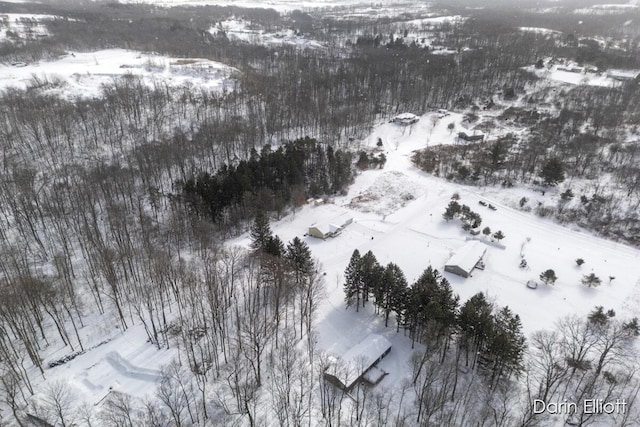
[458,293,494,369]
[561,188,574,201]
[540,157,565,186]
[356,151,370,170]
[443,201,461,221]
[359,250,383,307]
[344,249,363,311]
[581,273,602,288]
[465,211,482,229]
[539,269,557,285]
[587,306,613,327]
[623,318,640,336]
[493,230,505,242]
[381,263,408,328]
[250,211,272,252]
[485,306,526,386]
[391,269,409,333]
[286,237,314,286]
[407,267,459,356]
[263,235,285,258]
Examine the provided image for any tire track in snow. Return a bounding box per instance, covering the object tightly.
[104,351,162,382]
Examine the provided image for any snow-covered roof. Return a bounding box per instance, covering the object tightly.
[329,224,341,233]
[326,333,392,389]
[309,224,331,235]
[309,213,353,238]
[445,241,487,275]
[394,113,418,120]
[606,69,640,80]
[341,333,391,367]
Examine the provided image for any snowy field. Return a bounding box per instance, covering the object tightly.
[26,107,640,421]
[0,14,59,43]
[5,1,639,419]
[575,3,640,14]
[210,18,323,48]
[0,49,237,98]
[518,26,561,35]
[527,64,622,88]
[224,111,640,395]
[112,0,427,12]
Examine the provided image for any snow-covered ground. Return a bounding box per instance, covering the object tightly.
[29,315,177,416]
[210,18,323,48]
[0,49,237,99]
[518,26,561,35]
[112,0,426,12]
[27,106,640,420]
[402,15,466,26]
[527,64,621,88]
[574,3,640,14]
[0,14,60,43]
[223,110,640,396]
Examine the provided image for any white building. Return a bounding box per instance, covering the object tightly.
[323,334,392,390]
[444,240,487,278]
[308,213,353,239]
[606,69,640,81]
[391,113,419,125]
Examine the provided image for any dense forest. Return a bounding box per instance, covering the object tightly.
[181,138,353,226]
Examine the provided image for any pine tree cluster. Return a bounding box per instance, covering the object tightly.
[181,137,353,223]
[343,249,526,385]
[442,201,482,231]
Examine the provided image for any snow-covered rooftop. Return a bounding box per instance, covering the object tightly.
[444,240,487,277]
[341,333,391,366]
[327,333,392,389]
[606,69,640,80]
[395,113,418,120]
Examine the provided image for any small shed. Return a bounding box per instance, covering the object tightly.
[444,241,487,278]
[323,333,392,391]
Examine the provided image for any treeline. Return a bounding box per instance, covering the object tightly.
[180,137,353,225]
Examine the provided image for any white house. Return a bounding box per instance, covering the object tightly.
[323,333,392,390]
[308,213,353,239]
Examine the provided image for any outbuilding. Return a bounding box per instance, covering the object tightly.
[606,69,640,81]
[444,240,487,278]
